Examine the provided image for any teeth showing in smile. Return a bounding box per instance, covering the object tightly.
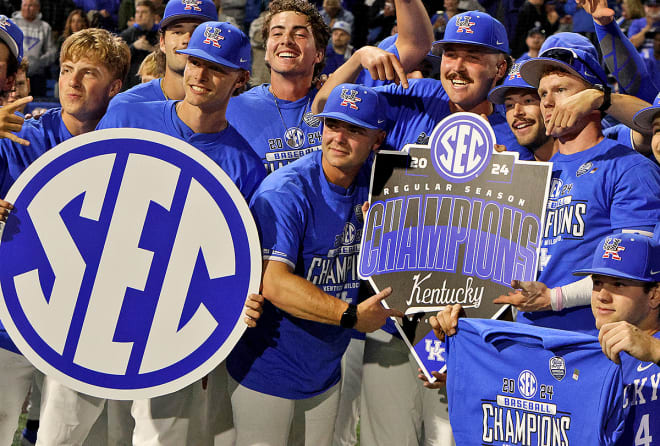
[514,122,532,129]
[279,52,296,58]
[191,85,206,93]
[452,79,468,85]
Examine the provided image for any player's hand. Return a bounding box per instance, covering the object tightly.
[0,199,13,223]
[361,201,369,222]
[494,144,507,152]
[577,0,614,24]
[418,368,447,389]
[599,321,660,364]
[314,74,328,90]
[25,107,47,120]
[493,280,552,312]
[356,46,408,88]
[355,287,404,332]
[133,35,155,52]
[244,293,264,327]
[429,304,464,341]
[0,96,32,146]
[545,88,602,137]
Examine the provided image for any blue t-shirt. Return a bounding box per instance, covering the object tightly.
[518,139,660,334]
[226,150,368,399]
[226,84,323,174]
[619,332,660,446]
[0,108,73,353]
[109,78,166,106]
[98,100,266,202]
[374,78,535,160]
[446,318,625,446]
[628,17,660,60]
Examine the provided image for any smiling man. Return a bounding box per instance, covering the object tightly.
[226,83,402,446]
[488,62,556,161]
[110,0,218,104]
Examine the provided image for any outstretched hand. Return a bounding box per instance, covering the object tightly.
[577,0,614,24]
[493,280,552,312]
[0,96,33,146]
[418,368,447,389]
[357,46,409,88]
[356,287,404,332]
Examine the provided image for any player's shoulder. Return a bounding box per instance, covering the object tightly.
[110,79,164,106]
[101,100,171,129]
[230,84,269,105]
[377,78,444,98]
[255,151,321,198]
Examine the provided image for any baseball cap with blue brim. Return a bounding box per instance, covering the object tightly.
[177,22,251,71]
[316,83,386,130]
[160,0,218,30]
[0,15,23,63]
[520,33,608,88]
[432,11,510,55]
[573,232,660,282]
[488,61,536,104]
[632,91,660,133]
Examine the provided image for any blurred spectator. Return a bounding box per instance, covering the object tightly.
[137,48,165,83]
[39,0,76,38]
[617,0,645,33]
[1,58,29,112]
[12,0,57,97]
[430,0,460,39]
[516,26,545,61]
[215,0,240,27]
[458,0,485,11]
[118,0,134,30]
[222,0,247,30]
[320,0,355,30]
[628,0,660,59]
[367,0,396,44]
[120,0,159,89]
[57,9,89,51]
[74,0,120,30]
[510,0,560,57]
[248,4,270,86]
[322,20,353,75]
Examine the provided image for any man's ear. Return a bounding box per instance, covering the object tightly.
[371,130,386,152]
[649,284,660,311]
[495,58,508,82]
[108,78,123,99]
[3,73,15,95]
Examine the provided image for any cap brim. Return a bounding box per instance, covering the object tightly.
[632,105,660,134]
[160,14,213,30]
[519,57,587,88]
[573,266,653,282]
[488,84,535,104]
[177,48,241,70]
[432,39,508,55]
[0,29,20,62]
[316,112,381,130]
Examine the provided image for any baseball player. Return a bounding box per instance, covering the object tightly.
[0,28,128,445]
[225,0,433,174]
[312,12,533,446]
[226,83,403,446]
[503,32,660,335]
[97,21,265,445]
[110,0,218,104]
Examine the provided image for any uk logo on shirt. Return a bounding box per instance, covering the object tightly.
[340,88,362,110]
[456,16,475,33]
[0,129,261,400]
[203,26,224,48]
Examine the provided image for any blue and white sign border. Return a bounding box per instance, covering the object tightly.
[0,128,262,400]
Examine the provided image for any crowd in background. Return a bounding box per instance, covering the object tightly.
[1,0,658,100]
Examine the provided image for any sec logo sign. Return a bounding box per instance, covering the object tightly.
[0,129,261,399]
[429,113,495,183]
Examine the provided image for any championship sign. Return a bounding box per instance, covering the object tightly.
[0,129,261,399]
[358,113,552,381]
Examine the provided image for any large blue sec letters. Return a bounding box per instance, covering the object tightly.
[0,129,261,399]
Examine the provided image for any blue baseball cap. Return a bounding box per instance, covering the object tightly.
[632,91,660,133]
[574,232,660,282]
[316,83,386,130]
[520,33,607,87]
[160,0,218,30]
[488,61,536,104]
[432,11,509,54]
[0,15,23,63]
[177,22,251,71]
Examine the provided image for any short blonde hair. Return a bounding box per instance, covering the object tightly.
[60,28,131,82]
[137,49,166,80]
